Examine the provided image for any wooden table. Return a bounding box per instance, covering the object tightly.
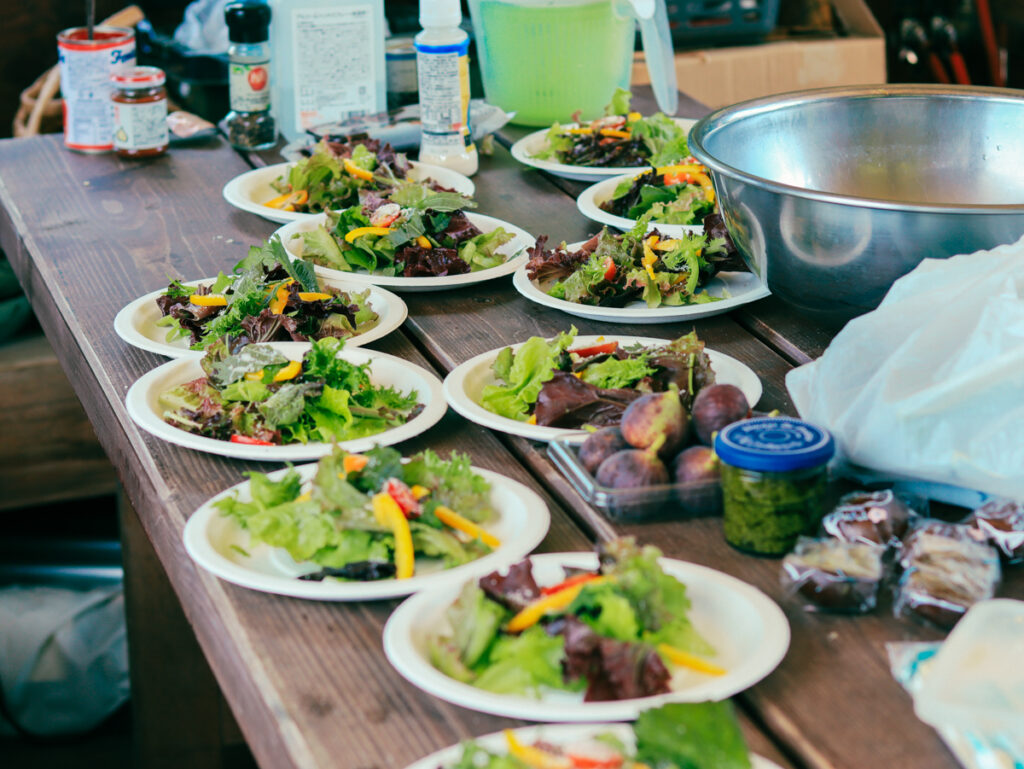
[1,90,1018,769]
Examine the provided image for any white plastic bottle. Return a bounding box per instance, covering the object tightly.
[268,0,387,143]
[414,0,478,175]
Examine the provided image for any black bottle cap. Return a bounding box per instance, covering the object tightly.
[225,2,271,44]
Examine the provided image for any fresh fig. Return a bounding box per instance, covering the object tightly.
[578,427,631,475]
[691,384,750,445]
[595,449,669,489]
[620,390,688,457]
[672,445,719,485]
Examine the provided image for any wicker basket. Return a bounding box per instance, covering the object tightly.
[13,6,145,138]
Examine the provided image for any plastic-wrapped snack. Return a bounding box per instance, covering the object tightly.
[894,529,1000,629]
[899,519,989,568]
[781,537,886,612]
[966,498,1024,564]
[821,489,916,547]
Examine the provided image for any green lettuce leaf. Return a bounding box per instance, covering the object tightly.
[208,345,288,388]
[604,87,632,117]
[569,581,641,641]
[579,354,655,389]
[297,227,350,272]
[402,450,493,523]
[473,625,569,695]
[634,702,751,769]
[479,328,577,420]
[459,227,514,271]
[447,583,508,668]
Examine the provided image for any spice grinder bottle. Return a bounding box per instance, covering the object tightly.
[225,2,276,151]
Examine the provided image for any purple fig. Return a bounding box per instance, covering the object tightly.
[620,390,688,457]
[595,449,669,489]
[672,445,720,485]
[578,427,631,475]
[691,384,750,445]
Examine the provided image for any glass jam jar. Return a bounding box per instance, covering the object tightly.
[715,417,835,557]
[111,66,169,158]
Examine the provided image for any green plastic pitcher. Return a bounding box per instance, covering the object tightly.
[467,0,678,126]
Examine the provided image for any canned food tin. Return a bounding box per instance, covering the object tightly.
[57,26,136,153]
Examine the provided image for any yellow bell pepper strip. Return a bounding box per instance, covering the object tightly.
[243,370,264,381]
[652,239,680,252]
[344,226,393,243]
[295,491,312,503]
[189,293,228,306]
[272,360,302,382]
[656,642,727,676]
[627,111,642,122]
[434,505,501,549]
[297,291,331,302]
[656,163,705,177]
[566,127,593,135]
[372,492,415,579]
[415,235,432,249]
[506,576,608,633]
[410,484,430,500]
[526,414,537,425]
[641,238,659,281]
[342,157,375,181]
[264,189,309,210]
[269,279,295,314]
[342,454,368,475]
[503,730,571,769]
[599,128,631,139]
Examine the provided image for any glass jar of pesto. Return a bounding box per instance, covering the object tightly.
[715,417,835,556]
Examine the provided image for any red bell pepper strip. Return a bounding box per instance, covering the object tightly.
[539,572,601,596]
[569,341,619,358]
[229,434,274,446]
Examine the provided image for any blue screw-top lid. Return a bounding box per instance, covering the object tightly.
[714,417,835,473]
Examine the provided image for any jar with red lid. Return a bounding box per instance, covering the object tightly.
[111,66,169,158]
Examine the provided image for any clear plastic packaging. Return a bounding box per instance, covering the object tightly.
[820,489,919,547]
[781,536,885,613]
[547,438,721,523]
[912,599,1024,768]
[966,498,1024,564]
[895,519,1001,629]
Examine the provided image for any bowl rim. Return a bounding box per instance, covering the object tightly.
[688,84,1024,214]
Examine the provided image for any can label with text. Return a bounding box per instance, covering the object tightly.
[57,26,136,153]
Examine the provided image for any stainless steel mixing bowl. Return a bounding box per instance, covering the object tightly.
[688,85,1024,322]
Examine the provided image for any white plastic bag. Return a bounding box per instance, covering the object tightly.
[0,584,129,736]
[787,235,1024,500]
[173,0,232,55]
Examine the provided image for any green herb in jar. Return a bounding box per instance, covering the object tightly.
[720,464,829,556]
[714,417,835,557]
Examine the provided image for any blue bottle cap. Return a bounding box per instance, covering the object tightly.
[714,417,835,473]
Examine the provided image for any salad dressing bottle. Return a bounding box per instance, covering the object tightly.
[415,0,478,176]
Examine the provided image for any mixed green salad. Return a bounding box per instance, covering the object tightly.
[216,446,501,581]
[526,216,746,309]
[451,701,752,769]
[600,163,717,227]
[159,336,421,446]
[265,138,414,214]
[479,328,716,430]
[292,180,515,278]
[533,89,690,169]
[428,539,723,701]
[155,239,379,350]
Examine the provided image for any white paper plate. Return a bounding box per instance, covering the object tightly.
[125,342,446,461]
[222,161,476,224]
[510,119,697,182]
[404,723,784,769]
[183,462,550,601]
[443,334,763,444]
[385,552,790,721]
[512,265,769,324]
[576,173,705,237]
[274,212,534,292]
[114,278,408,359]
